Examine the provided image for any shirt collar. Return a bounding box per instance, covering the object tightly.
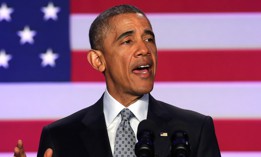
[103,89,149,127]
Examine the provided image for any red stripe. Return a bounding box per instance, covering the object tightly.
[1,119,261,151]
[214,119,261,151]
[71,51,105,82]
[0,120,53,152]
[72,50,261,82]
[71,0,261,13]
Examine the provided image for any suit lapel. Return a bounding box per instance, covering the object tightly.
[80,96,113,157]
[147,95,172,157]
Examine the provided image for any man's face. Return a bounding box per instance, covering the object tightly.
[102,13,157,102]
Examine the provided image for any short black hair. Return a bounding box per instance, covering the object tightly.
[89,4,149,50]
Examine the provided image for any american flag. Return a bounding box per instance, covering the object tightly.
[1,0,261,156]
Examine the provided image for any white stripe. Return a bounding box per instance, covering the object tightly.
[2,152,261,157]
[0,83,106,120]
[0,82,261,119]
[0,153,37,157]
[152,82,261,119]
[70,14,96,51]
[70,13,261,50]
[221,151,261,157]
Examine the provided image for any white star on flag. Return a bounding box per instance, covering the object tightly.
[40,49,59,67]
[41,2,60,21]
[0,3,13,21]
[0,50,12,68]
[17,26,37,44]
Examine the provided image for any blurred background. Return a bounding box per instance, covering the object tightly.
[0,0,261,156]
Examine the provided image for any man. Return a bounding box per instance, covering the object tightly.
[14,4,221,157]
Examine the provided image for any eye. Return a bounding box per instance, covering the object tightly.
[145,37,155,43]
[122,39,132,45]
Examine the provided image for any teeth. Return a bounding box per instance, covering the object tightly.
[138,65,150,69]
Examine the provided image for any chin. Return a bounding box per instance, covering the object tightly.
[135,84,154,95]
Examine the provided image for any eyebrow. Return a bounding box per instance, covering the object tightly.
[116,30,134,41]
[144,29,155,38]
[116,29,155,41]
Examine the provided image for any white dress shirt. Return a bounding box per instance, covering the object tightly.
[103,89,149,154]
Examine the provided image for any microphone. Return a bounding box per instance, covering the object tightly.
[135,119,156,157]
[170,130,191,157]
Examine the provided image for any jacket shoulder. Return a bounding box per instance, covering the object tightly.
[153,97,209,123]
[45,96,103,130]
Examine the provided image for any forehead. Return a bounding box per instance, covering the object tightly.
[107,13,152,32]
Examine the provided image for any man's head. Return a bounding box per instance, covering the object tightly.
[89,5,150,51]
[87,5,158,106]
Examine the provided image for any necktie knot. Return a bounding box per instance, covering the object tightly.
[120,108,134,121]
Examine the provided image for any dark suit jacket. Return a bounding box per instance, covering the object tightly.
[37,94,221,157]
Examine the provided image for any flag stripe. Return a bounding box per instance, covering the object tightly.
[2,152,261,157]
[71,0,261,13]
[221,152,261,157]
[0,120,51,152]
[214,120,261,151]
[72,50,261,82]
[71,13,261,50]
[1,83,261,119]
[1,119,261,152]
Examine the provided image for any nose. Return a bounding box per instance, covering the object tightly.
[135,40,150,57]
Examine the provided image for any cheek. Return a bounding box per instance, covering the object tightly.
[147,44,157,55]
[150,48,158,62]
[121,54,132,67]
[112,55,130,74]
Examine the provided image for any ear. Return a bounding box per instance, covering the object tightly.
[87,50,106,72]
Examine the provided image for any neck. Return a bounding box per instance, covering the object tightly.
[107,90,143,107]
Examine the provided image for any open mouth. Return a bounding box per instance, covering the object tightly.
[133,64,151,74]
